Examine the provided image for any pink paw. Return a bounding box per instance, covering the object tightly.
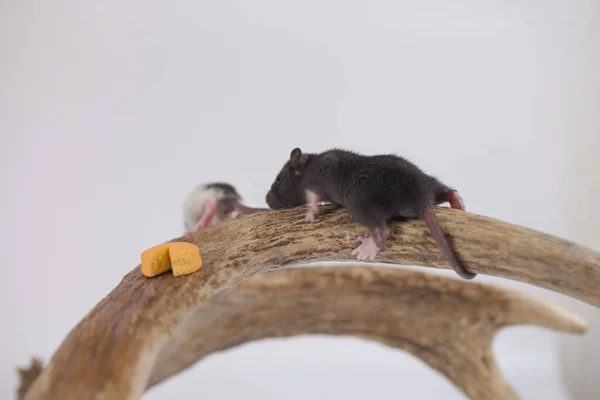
[305,210,315,222]
[351,236,380,260]
[448,190,466,211]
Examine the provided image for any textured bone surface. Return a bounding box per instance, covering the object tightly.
[148,266,588,400]
[21,206,599,400]
[20,267,587,400]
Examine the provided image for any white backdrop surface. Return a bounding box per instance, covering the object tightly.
[1,1,598,399]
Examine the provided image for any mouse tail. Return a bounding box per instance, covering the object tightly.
[233,202,270,215]
[423,206,477,280]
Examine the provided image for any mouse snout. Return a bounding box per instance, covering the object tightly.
[265,191,279,209]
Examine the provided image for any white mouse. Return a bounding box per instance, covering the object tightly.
[183,182,266,234]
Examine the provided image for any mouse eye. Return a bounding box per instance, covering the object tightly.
[275,176,280,184]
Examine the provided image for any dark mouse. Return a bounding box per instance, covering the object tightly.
[265,148,476,280]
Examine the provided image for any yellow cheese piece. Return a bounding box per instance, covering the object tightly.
[141,243,172,277]
[169,243,203,276]
[140,242,203,277]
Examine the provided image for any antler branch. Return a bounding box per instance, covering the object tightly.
[21,206,599,400]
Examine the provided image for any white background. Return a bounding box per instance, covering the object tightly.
[1,1,599,399]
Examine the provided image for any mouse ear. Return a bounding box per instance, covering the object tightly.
[290,148,303,169]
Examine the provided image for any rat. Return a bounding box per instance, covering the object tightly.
[264,148,476,280]
[183,182,267,234]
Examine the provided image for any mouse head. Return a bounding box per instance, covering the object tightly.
[218,193,242,218]
[205,182,243,218]
[265,147,310,209]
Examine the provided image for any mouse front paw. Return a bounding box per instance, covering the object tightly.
[305,210,316,222]
[351,236,380,260]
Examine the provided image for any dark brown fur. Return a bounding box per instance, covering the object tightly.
[266,148,476,280]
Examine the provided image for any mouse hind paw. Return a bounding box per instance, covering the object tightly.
[446,190,465,211]
[351,235,380,260]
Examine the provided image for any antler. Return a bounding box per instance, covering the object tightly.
[148,266,587,400]
[21,206,600,400]
[15,358,44,400]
